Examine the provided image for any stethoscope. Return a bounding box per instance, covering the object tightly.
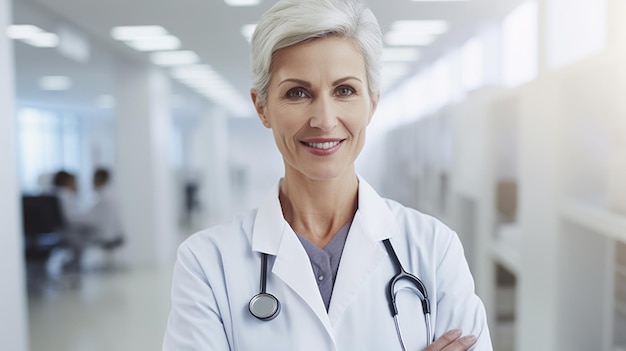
[248,239,433,349]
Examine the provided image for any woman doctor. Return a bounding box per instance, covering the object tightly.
[163,0,492,350]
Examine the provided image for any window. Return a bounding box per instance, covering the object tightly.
[546,0,606,70]
[501,0,538,88]
[17,107,82,192]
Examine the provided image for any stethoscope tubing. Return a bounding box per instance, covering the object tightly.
[249,239,433,347]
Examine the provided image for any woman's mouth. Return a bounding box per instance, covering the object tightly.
[303,141,341,150]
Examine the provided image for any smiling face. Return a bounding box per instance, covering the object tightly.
[252,36,379,183]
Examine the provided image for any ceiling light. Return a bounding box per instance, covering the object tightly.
[22,32,59,48]
[7,25,59,48]
[125,35,181,51]
[6,25,44,39]
[384,32,436,46]
[385,20,448,47]
[382,48,420,62]
[170,65,221,82]
[110,26,168,41]
[241,24,256,43]
[224,0,261,6]
[390,20,449,35]
[39,76,72,91]
[150,51,199,66]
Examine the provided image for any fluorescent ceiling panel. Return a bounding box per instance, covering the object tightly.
[110,26,168,41]
[39,76,72,91]
[6,25,44,39]
[151,51,199,66]
[22,32,59,48]
[126,35,181,51]
[224,0,261,6]
[7,25,59,47]
[390,20,449,35]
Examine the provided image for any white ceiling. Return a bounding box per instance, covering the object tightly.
[11,0,524,114]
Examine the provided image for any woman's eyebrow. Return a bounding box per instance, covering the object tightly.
[278,76,363,87]
[278,78,311,88]
[332,76,362,85]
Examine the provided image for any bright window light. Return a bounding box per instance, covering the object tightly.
[125,35,181,51]
[110,26,168,41]
[39,76,72,91]
[460,36,484,91]
[224,0,260,6]
[430,55,453,109]
[382,48,420,62]
[501,0,538,88]
[241,24,256,43]
[150,51,199,66]
[546,0,606,70]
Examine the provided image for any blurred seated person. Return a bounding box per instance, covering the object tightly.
[87,168,125,249]
[51,170,91,271]
[50,169,124,271]
[52,170,82,222]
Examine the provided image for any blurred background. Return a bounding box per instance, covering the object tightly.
[1,0,625,350]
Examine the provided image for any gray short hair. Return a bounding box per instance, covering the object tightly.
[250,0,382,105]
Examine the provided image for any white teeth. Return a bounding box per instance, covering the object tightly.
[305,141,340,149]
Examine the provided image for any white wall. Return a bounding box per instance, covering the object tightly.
[0,0,29,349]
[115,63,178,266]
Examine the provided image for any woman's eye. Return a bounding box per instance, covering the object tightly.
[285,88,308,99]
[336,86,355,97]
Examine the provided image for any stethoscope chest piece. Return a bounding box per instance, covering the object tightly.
[249,292,280,320]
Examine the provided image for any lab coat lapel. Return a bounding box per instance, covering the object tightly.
[273,228,333,335]
[328,178,399,325]
[251,181,334,338]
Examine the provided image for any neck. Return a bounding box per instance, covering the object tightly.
[279,171,358,248]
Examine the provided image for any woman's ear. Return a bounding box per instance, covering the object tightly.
[251,89,271,128]
[367,91,380,125]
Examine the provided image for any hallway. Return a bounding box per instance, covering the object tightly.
[28,259,174,351]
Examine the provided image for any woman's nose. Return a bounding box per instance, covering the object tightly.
[309,96,338,131]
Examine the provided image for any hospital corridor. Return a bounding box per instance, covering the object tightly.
[1,0,626,350]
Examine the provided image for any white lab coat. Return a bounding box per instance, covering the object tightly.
[163,178,492,350]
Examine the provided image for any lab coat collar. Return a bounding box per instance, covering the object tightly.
[250,175,400,339]
[251,175,397,254]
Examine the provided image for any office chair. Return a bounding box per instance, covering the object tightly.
[22,195,67,290]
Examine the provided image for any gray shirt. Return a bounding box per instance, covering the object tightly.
[296,221,351,311]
